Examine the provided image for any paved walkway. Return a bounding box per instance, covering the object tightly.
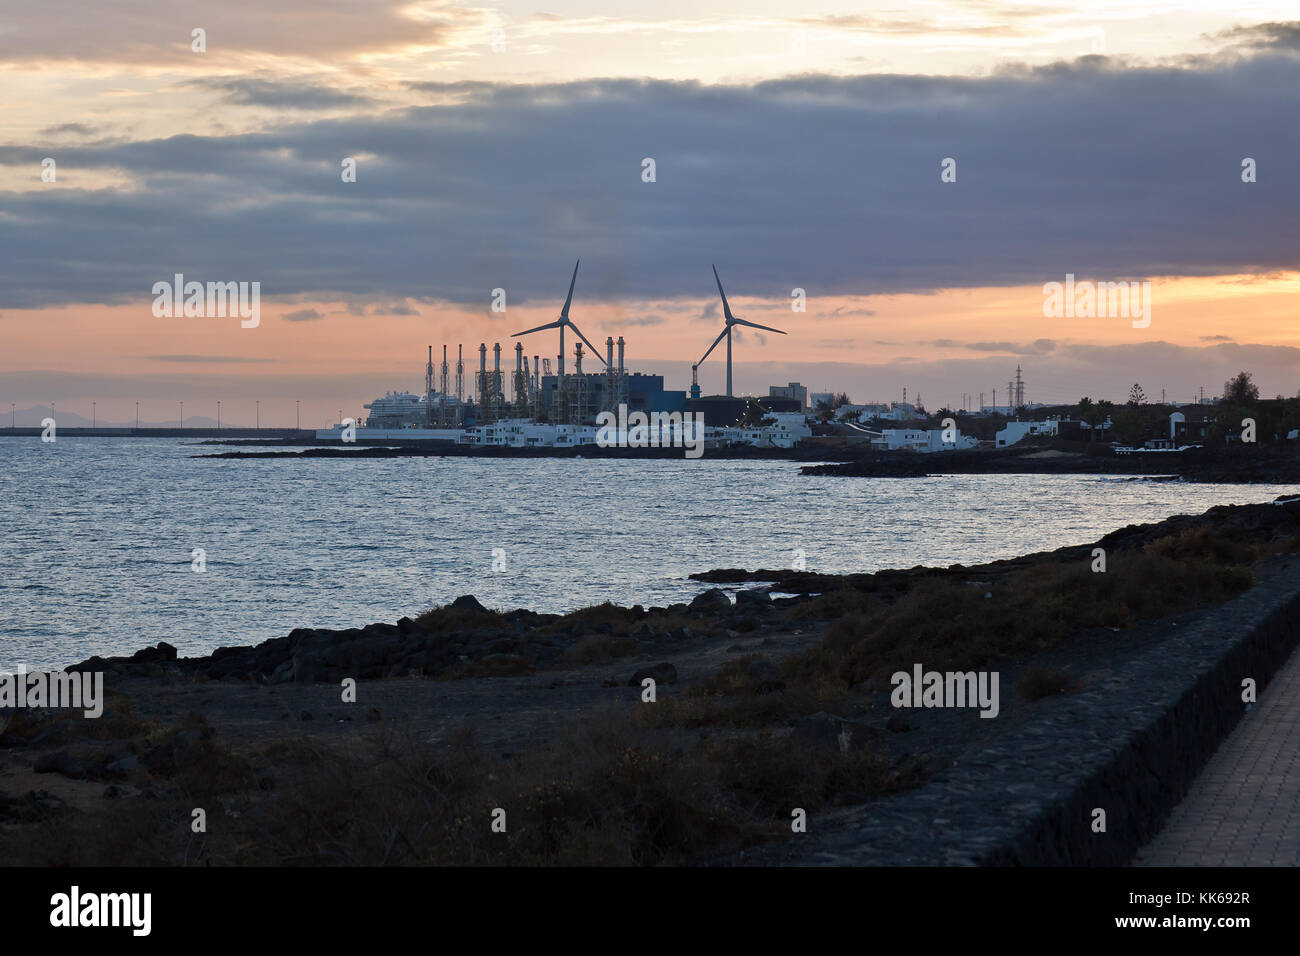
[1134,644,1300,866]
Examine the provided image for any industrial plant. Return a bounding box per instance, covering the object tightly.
[329,261,811,449]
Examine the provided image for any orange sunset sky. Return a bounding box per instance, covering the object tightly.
[3,1,1300,426]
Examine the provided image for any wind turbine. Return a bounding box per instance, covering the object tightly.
[697,264,786,397]
[511,259,606,379]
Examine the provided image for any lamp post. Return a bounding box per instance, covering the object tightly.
[217,401,221,429]
[296,400,300,430]
[135,402,139,430]
[179,401,183,429]
[92,402,96,429]
[256,400,260,430]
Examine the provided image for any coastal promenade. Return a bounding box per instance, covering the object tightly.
[1134,642,1300,866]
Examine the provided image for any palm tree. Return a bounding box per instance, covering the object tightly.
[1077,396,1103,441]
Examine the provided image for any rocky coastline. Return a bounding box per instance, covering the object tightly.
[5,495,1300,865]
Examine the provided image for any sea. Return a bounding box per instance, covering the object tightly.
[1,437,1295,670]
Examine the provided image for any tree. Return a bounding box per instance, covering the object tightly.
[1077,396,1104,441]
[1128,383,1146,406]
[1223,371,1259,404]
[1095,400,1115,441]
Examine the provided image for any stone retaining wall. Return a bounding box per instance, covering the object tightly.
[796,557,1300,865]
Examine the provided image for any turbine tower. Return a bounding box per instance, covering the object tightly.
[511,259,607,379]
[697,264,786,397]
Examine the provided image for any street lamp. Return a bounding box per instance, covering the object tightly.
[217,401,221,429]
[135,402,139,430]
[256,400,260,430]
[179,401,183,429]
[296,400,300,430]
[92,402,96,429]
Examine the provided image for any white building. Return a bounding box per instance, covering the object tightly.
[318,413,811,450]
[995,419,1059,447]
[872,428,978,453]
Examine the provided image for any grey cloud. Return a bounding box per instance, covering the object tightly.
[144,354,279,363]
[3,45,1300,309]
[284,308,324,322]
[41,123,98,136]
[370,301,420,316]
[965,340,1057,355]
[185,77,376,111]
[0,1,480,64]
[1214,22,1300,51]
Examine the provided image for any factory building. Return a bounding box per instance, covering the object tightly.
[538,371,686,420]
[768,382,808,409]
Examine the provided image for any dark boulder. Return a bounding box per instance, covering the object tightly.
[34,751,89,779]
[629,662,678,686]
[689,589,732,614]
[734,588,772,611]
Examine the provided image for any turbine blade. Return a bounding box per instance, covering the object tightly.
[511,321,563,337]
[569,323,608,365]
[712,264,735,321]
[560,258,580,320]
[698,326,728,365]
[732,318,787,335]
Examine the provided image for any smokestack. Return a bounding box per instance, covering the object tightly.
[606,336,614,369]
[493,342,501,374]
[574,342,583,375]
[456,345,464,404]
[617,336,625,373]
[515,341,524,371]
[480,343,487,374]
[533,356,540,392]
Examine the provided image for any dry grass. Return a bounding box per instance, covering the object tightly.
[5,708,918,866]
[787,529,1259,689]
[564,634,640,665]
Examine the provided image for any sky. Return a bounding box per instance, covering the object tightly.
[2,1,1299,426]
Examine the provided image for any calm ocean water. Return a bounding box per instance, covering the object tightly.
[1,437,1295,670]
